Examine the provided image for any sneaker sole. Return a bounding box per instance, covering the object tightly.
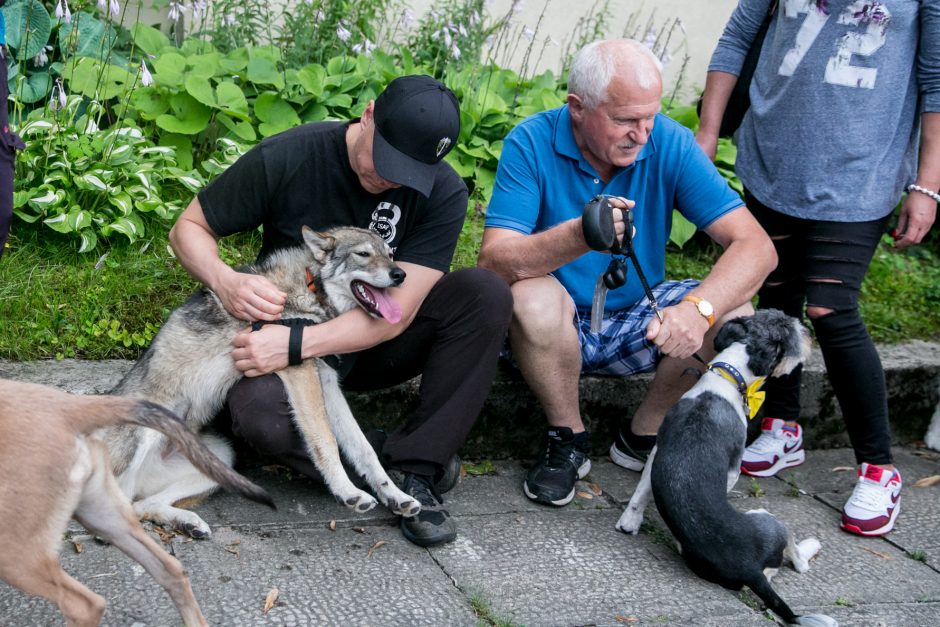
[523,459,592,507]
[841,502,900,537]
[609,443,645,472]
[740,449,806,478]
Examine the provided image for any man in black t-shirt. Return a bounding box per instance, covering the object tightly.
[168,75,512,547]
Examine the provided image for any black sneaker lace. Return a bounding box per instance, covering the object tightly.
[404,473,443,507]
[544,436,576,470]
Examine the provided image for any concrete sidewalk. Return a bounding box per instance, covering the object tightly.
[0,448,939,626]
[1,356,939,626]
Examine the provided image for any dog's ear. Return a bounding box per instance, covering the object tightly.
[301,226,335,263]
[713,316,750,353]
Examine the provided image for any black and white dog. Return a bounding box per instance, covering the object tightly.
[616,309,836,627]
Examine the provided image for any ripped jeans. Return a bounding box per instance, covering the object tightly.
[746,190,893,465]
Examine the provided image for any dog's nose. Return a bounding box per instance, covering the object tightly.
[390,267,406,285]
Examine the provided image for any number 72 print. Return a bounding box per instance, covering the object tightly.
[777,0,891,89]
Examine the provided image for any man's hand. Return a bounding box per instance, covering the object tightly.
[216,271,287,322]
[645,300,710,359]
[606,196,636,245]
[231,325,291,377]
[894,191,937,249]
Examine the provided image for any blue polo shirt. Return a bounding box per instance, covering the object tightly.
[486,106,743,311]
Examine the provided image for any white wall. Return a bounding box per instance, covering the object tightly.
[408,0,738,97]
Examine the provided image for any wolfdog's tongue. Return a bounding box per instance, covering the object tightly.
[362,284,402,324]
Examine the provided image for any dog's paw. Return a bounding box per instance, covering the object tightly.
[615,510,642,535]
[792,537,821,572]
[340,493,378,513]
[388,498,421,518]
[180,520,211,539]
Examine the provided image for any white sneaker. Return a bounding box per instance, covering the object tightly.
[740,417,805,477]
[841,463,902,536]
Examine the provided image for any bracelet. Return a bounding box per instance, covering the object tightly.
[907,184,940,204]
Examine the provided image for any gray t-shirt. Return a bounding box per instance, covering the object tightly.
[709,0,940,221]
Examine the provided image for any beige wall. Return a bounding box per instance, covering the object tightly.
[409,0,738,98]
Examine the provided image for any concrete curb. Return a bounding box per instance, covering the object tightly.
[3,340,940,458]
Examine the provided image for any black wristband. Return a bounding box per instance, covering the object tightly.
[288,324,304,366]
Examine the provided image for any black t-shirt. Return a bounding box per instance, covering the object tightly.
[198,122,468,272]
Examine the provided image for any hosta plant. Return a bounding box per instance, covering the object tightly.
[13,95,205,252]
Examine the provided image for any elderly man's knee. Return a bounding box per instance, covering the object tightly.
[510,278,574,334]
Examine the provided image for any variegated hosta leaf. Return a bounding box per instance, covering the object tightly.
[109,192,134,216]
[74,173,113,193]
[102,215,146,242]
[78,229,99,253]
[28,188,66,209]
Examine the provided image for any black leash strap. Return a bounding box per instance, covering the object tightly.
[251,318,318,366]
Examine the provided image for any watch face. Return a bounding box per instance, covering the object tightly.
[698,300,714,316]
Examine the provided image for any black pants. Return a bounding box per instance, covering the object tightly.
[0,49,18,260]
[746,191,892,465]
[220,267,513,479]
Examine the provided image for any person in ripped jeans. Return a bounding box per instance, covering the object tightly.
[697,0,939,536]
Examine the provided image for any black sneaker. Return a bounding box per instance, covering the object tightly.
[523,427,592,506]
[609,425,655,471]
[364,429,460,495]
[389,470,457,547]
[435,453,462,495]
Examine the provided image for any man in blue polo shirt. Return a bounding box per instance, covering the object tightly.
[478,39,776,507]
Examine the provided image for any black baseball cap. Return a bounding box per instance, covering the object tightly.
[372,75,460,198]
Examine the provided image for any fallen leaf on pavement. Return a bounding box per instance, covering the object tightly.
[72,542,83,554]
[367,540,386,558]
[154,526,176,544]
[831,466,853,473]
[914,475,940,488]
[576,490,593,500]
[614,615,639,624]
[224,540,240,556]
[861,547,894,560]
[352,526,366,534]
[329,520,336,531]
[263,587,279,614]
[587,482,603,496]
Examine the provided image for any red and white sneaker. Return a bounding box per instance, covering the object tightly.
[841,463,902,536]
[740,417,805,477]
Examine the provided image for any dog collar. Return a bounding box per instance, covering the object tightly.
[708,361,766,420]
[305,268,319,292]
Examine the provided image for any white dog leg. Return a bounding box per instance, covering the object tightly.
[121,434,229,538]
[318,367,420,517]
[278,365,378,513]
[616,446,658,535]
[786,536,822,573]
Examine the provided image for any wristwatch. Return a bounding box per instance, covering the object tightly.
[682,295,715,327]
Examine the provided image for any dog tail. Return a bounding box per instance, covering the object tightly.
[749,575,799,625]
[130,400,276,510]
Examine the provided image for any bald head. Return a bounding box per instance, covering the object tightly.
[568,39,663,110]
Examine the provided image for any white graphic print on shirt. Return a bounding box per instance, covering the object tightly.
[778,0,890,89]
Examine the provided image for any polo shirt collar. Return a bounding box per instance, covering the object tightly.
[553,105,655,178]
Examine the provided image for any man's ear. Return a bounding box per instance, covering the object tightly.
[567,93,585,120]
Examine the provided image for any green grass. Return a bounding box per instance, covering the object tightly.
[2,224,939,360]
[0,226,260,360]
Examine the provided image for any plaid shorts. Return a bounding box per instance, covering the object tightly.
[576,279,700,376]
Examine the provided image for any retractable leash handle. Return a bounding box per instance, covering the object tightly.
[581,195,632,253]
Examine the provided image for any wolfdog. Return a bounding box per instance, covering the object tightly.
[105,226,421,538]
[0,379,274,626]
